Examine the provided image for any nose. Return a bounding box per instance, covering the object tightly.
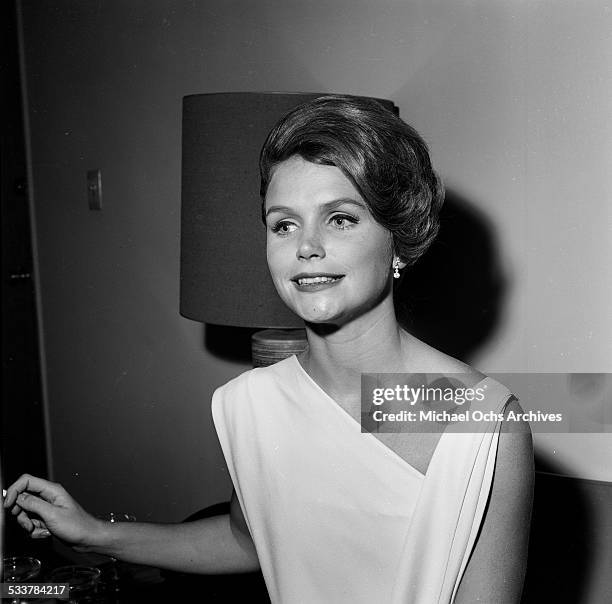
[296,226,326,261]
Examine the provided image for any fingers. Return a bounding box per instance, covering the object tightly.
[16,510,51,538]
[16,509,34,532]
[13,491,56,521]
[13,492,53,539]
[5,474,88,544]
[31,517,48,531]
[4,474,65,508]
[32,527,51,539]
[31,517,51,539]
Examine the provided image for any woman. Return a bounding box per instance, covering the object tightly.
[4,96,533,603]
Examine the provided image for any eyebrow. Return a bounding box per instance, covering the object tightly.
[265,197,367,218]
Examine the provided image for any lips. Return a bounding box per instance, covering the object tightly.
[291,273,345,290]
[292,273,344,284]
[297,276,341,285]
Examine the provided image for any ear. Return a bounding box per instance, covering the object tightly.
[394,256,407,270]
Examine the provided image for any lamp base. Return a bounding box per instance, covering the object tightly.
[251,329,308,367]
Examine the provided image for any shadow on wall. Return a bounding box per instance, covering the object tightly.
[396,188,507,362]
[205,324,257,364]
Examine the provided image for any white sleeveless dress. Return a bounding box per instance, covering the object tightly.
[212,355,515,603]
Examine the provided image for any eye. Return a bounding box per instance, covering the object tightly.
[270,220,298,235]
[330,214,359,229]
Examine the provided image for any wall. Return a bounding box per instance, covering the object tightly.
[19,0,612,526]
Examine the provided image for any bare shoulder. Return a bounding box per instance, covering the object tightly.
[400,332,486,386]
[491,397,535,512]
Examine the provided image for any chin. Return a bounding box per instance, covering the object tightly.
[288,299,345,325]
[297,308,343,325]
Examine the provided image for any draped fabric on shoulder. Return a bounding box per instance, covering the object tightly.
[212,356,515,604]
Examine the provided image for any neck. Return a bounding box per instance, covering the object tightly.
[299,297,409,406]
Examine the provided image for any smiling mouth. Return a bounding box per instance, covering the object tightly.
[296,276,342,286]
[291,274,345,287]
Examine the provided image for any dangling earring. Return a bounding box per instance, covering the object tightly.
[393,258,401,279]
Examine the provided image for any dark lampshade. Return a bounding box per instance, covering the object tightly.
[179,92,398,328]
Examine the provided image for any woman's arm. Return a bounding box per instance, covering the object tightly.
[3,476,259,574]
[454,399,535,603]
[92,488,259,573]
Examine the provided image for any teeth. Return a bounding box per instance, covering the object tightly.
[297,276,340,285]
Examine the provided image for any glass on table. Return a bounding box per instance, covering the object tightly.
[46,565,101,603]
[2,556,42,604]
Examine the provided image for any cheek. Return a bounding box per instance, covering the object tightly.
[350,231,393,275]
[266,241,288,283]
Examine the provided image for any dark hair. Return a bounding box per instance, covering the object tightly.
[259,95,444,266]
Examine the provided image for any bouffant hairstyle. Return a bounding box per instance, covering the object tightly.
[259,95,444,267]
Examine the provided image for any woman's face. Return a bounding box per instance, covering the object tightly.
[264,155,396,326]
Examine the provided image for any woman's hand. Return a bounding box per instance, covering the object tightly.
[3,474,104,551]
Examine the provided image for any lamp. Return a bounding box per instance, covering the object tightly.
[179,93,398,366]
